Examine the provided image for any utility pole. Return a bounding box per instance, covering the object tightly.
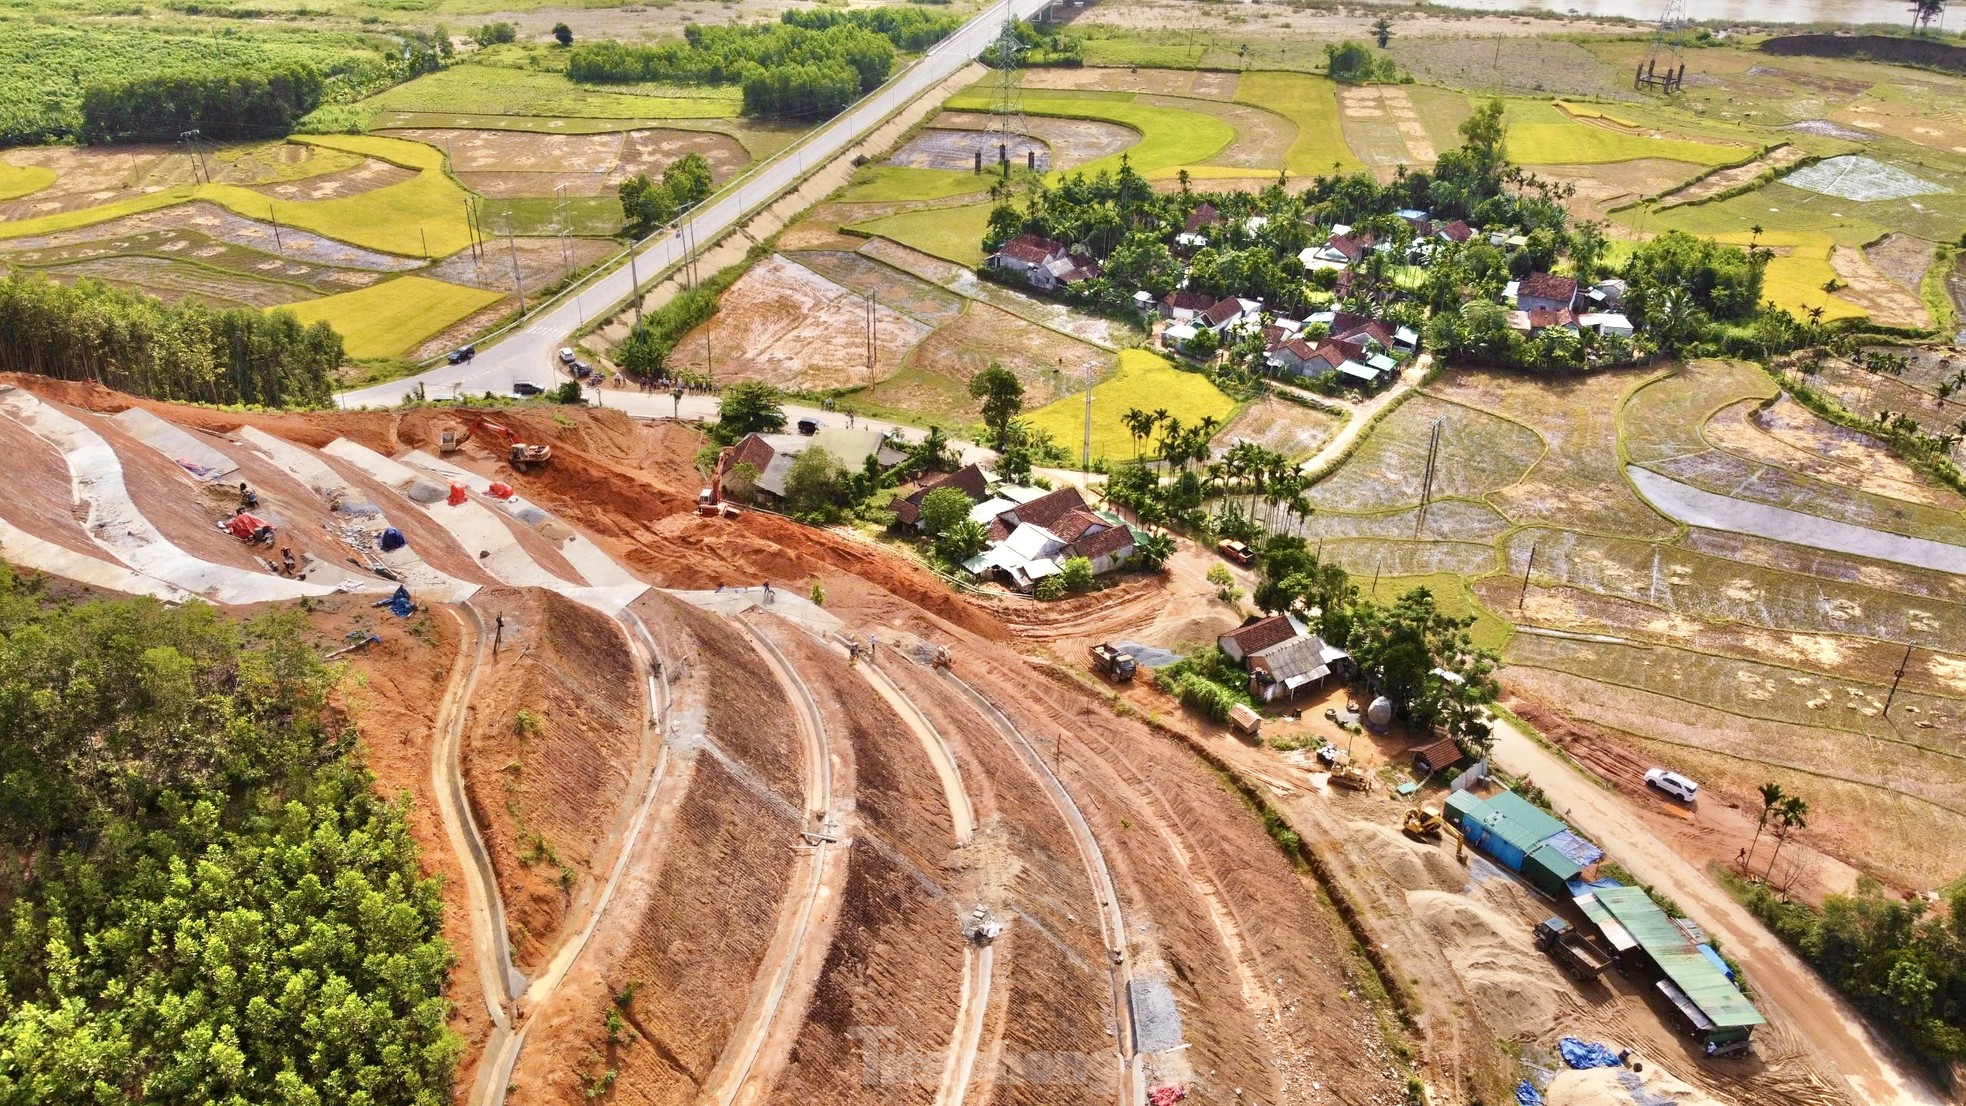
[1883,641,1915,716]
[1518,543,1537,612]
[420,226,428,261]
[628,248,643,325]
[1082,359,1094,477]
[1415,416,1442,537]
[504,219,526,316]
[268,206,284,253]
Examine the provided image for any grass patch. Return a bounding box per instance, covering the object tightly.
[846,201,995,267]
[1509,124,1746,168]
[0,134,475,258]
[278,274,501,359]
[475,195,624,237]
[1025,348,1236,463]
[945,87,1233,178]
[840,166,992,203]
[1361,572,1514,654]
[1235,71,1363,177]
[364,61,741,121]
[1554,100,1639,128]
[0,160,57,202]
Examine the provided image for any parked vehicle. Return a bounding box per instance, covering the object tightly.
[1645,767,1699,802]
[1402,804,1443,839]
[512,380,544,397]
[1216,538,1253,565]
[1089,643,1137,681]
[796,417,820,435]
[572,360,592,378]
[558,347,576,365]
[447,345,476,365]
[1534,916,1611,981]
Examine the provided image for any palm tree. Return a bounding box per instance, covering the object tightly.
[1764,795,1810,882]
[1372,15,1394,47]
[1134,531,1175,570]
[1122,407,1155,458]
[1744,781,1785,873]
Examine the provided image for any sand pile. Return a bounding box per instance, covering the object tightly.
[1350,821,1469,892]
[1545,1061,1728,1106]
[1408,889,1566,1042]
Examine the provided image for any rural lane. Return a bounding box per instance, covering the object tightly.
[1487,719,1946,1106]
[335,0,1052,410]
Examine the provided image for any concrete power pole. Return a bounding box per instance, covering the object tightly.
[504,219,526,316]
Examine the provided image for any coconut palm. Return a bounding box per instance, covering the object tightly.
[1764,795,1810,882]
[1744,781,1785,873]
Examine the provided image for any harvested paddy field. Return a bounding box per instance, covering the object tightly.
[1213,396,1343,462]
[385,125,749,198]
[932,110,1140,169]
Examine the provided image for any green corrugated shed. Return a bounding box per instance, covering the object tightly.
[1595,885,1764,1032]
[1482,790,1567,849]
[1444,790,1485,829]
[1523,842,1582,897]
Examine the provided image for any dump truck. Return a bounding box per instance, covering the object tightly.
[1089,643,1137,682]
[1403,804,1444,839]
[456,417,551,469]
[1534,916,1611,982]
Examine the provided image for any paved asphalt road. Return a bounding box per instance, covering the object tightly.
[336,0,1049,411]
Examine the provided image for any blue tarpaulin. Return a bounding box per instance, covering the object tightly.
[1514,1080,1545,1106]
[379,527,407,552]
[1558,1036,1622,1069]
[1543,829,1604,868]
[387,586,414,617]
[1566,875,1626,897]
[1698,944,1735,982]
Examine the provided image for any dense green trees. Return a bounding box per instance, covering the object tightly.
[81,63,326,142]
[618,152,715,236]
[1624,229,1766,325]
[0,568,460,1104]
[1323,41,1398,83]
[713,380,787,443]
[917,485,976,536]
[0,275,340,408]
[566,12,950,119]
[969,363,1025,450]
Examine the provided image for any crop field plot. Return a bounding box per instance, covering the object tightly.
[838,166,993,204]
[1359,572,1513,654]
[785,249,966,327]
[1503,99,1749,168]
[1434,368,1675,538]
[1621,359,1778,465]
[1319,537,1499,580]
[846,200,994,268]
[252,159,414,202]
[279,275,501,360]
[33,255,317,311]
[0,159,55,202]
[1234,71,1364,177]
[385,126,748,199]
[363,63,742,121]
[1213,396,1342,462]
[1390,37,1630,100]
[1783,154,1945,203]
[471,195,624,237]
[1501,663,1966,891]
[883,301,1112,416]
[1500,526,1966,657]
[1308,393,1543,512]
[887,129,1050,173]
[1534,158,1711,224]
[1303,498,1515,545]
[935,110,1141,170]
[423,234,616,297]
[1827,242,1931,328]
[1680,527,1966,607]
[671,253,931,391]
[0,204,423,282]
[1714,396,1961,509]
[1645,446,1966,545]
[1026,348,1232,461]
[1020,67,1210,97]
[1140,94,1294,174]
[0,144,194,220]
[943,86,1234,178]
[1337,85,1430,175]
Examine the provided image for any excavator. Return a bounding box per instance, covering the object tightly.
[442,416,552,470]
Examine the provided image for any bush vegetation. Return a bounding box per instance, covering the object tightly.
[0,275,340,408]
[81,64,326,142]
[0,569,460,1103]
[618,152,714,237]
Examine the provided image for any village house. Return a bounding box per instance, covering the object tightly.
[1512,271,1580,313]
[1160,289,1218,324]
[1578,311,1635,338]
[1436,219,1474,245]
[891,462,991,529]
[720,428,907,505]
[1217,613,1352,702]
[963,485,1139,590]
[988,233,1068,290]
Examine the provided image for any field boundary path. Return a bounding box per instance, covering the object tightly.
[338,0,1057,409]
[1628,465,1966,574]
[938,671,1143,1106]
[696,610,847,1106]
[1488,718,1946,1106]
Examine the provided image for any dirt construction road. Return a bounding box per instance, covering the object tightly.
[1488,720,1943,1106]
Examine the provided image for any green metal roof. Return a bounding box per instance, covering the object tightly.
[1526,842,1582,883]
[1595,886,1765,1030]
[1482,791,1567,848]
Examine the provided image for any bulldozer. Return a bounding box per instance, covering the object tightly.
[1402,804,1444,839]
[452,416,551,470]
[1329,764,1373,791]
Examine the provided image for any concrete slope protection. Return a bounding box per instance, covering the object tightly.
[1628,466,1966,574]
[0,385,349,603]
[236,427,483,603]
[335,0,1053,409]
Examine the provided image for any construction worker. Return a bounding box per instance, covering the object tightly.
[238,482,258,510]
[847,641,861,667]
[280,546,296,575]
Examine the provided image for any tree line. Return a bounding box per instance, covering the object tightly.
[565,10,955,118]
[0,275,340,408]
[80,62,326,142]
[618,151,713,237]
[0,568,461,1103]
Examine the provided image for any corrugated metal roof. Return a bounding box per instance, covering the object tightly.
[1468,790,1566,855]
[1526,842,1582,882]
[1574,892,1638,953]
[1596,886,1764,1030]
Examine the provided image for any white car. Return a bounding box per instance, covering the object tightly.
[558,347,576,365]
[1645,767,1698,803]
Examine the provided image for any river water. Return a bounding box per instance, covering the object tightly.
[1428,0,1924,27]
